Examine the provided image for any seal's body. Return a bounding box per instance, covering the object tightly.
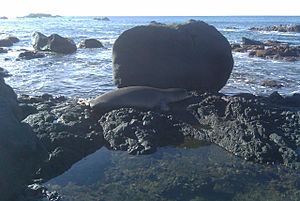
[89,86,190,113]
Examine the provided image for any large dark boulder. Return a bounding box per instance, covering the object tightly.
[32,32,77,54]
[0,38,13,47]
[112,20,234,92]
[0,77,48,201]
[78,38,104,48]
[242,37,264,46]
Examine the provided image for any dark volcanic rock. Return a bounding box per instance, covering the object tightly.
[250,24,300,33]
[32,32,77,54]
[187,93,300,166]
[0,36,20,47]
[242,37,264,46]
[18,50,45,60]
[0,79,48,201]
[0,38,13,47]
[0,47,8,53]
[22,95,104,181]
[99,108,201,155]
[113,20,234,92]
[7,36,20,43]
[95,90,300,168]
[78,38,104,48]
[232,38,300,61]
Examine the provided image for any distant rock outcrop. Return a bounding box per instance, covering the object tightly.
[78,38,104,48]
[21,13,61,18]
[232,38,300,61]
[0,16,8,19]
[93,17,110,21]
[113,20,233,92]
[32,32,77,54]
[250,24,300,33]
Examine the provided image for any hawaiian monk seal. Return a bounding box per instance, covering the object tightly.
[89,86,191,114]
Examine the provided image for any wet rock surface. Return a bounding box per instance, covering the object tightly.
[18,50,46,60]
[250,24,300,32]
[78,38,104,48]
[21,94,104,181]
[96,92,300,168]
[232,38,300,61]
[32,32,77,54]
[16,90,300,181]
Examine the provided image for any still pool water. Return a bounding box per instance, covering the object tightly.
[46,142,300,201]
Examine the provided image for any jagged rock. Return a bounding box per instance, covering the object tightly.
[22,95,104,181]
[99,108,201,154]
[32,32,77,54]
[113,20,233,92]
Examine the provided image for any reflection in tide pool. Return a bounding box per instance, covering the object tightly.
[46,143,300,201]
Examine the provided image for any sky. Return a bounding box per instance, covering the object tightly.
[0,0,300,17]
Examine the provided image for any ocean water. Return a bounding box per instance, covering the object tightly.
[1,16,300,98]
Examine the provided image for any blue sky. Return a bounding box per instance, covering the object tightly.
[1,0,300,17]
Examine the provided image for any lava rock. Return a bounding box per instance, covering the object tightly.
[22,95,104,181]
[32,32,77,54]
[78,38,104,48]
[99,108,202,154]
[113,20,234,92]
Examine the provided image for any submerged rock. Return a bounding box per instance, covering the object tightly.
[18,50,45,60]
[32,32,77,54]
[113,19,233,92]
[0,47,8,53]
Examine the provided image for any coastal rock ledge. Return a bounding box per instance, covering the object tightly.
[112,20,234,92]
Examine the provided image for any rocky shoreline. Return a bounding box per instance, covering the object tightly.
[231,37,300,61]
[7,86,300,200]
